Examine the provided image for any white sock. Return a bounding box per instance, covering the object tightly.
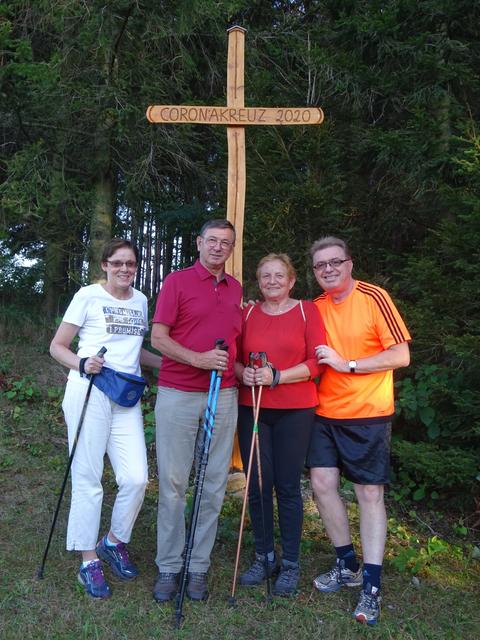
[81,559,98,568]
[105,536,118,547]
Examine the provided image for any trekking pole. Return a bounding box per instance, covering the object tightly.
[248,352,274,603]
[174,339,228,629]
[228,351,267,605]
[37,346,107,579]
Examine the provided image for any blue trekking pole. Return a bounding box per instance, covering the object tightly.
[174,339,228,629]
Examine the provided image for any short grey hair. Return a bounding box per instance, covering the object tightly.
[310,236,351,259]
[199,218,236,240]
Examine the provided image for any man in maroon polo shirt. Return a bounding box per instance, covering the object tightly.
[151,219,242,603]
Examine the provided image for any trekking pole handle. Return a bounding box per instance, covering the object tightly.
[82,347,107,378]
[248,351,267,368]
[215,338,228,351]
[214,339,228,376]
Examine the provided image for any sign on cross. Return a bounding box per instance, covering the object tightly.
[147,26,324,283]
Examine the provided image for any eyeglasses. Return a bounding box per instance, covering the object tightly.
[106,260,137,269]
[203,236,234,250]
[313,258,351,272]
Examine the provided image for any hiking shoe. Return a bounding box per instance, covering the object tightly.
[153,572,179,602]
[239,553,278,586]
[273,559,300,597]
[187,572,209,601]
[96,534,139,580]
[354,585,381,625]
[313,558,362,593]
[77,560,112,599]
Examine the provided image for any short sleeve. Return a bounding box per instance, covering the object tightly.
[62,288,89,327]
[152,273,179,327]
[374,290,411,350]
[303,301,326,377]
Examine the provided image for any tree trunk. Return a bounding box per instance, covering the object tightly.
[43,236,67,317]
[89,171,113,282]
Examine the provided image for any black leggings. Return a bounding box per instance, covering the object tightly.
[237,405,315,563]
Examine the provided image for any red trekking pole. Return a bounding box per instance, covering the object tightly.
[229,351,271,604]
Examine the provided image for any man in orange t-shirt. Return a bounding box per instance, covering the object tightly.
[307,236,411,625]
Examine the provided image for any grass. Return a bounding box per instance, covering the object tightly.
[0,342,479,640]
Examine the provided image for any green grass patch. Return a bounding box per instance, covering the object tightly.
[0,345,479,639]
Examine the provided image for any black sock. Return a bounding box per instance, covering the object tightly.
[362,563,382,592]
[334,544,359,573]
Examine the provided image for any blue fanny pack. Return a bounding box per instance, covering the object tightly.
[91,366,146,407]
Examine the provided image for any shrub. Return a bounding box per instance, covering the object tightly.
[390,438,479,506]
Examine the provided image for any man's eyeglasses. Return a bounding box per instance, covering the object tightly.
[313,258,351,272]
[106,260,137,269]
[203,236,234,250]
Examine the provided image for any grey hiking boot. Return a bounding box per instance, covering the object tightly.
[153,572,179,602]
[272,559,300,597]
[353,584,381,625]
[187,572,209,601]
[313,558,362,593]
[239,553,278,586]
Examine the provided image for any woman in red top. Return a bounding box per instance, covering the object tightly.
[235,253,326,596]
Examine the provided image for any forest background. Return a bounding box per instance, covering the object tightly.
[2,0,479,500]
[0,2,479,633]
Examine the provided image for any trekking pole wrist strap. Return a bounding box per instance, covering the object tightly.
[79,357,88,377]
[268,364,281,388]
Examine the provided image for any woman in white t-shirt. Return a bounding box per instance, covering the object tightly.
[50,238,162,599]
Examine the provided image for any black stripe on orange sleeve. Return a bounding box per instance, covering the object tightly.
[357,282,408,344]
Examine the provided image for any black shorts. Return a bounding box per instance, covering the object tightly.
[306,416,392,485]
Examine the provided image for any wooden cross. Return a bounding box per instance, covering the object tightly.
[148,27,324,470]
[147,26,324,283]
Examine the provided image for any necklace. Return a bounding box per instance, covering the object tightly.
[262,299,297,315]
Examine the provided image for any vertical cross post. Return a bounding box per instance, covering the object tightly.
[225,26,246,282]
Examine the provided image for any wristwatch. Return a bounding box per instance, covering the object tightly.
[348,360,357,373]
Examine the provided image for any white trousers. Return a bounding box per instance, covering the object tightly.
[62,379,148,551]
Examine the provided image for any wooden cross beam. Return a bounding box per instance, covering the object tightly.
[147,26,324,283]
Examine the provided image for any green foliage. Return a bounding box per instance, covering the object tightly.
[217,495,254,547]
[0,246,44,301]
[0,350,13,375]
[0,303,43,344]
[395,362,472,443]
[141,383,158,446]
[0,453,15,470]
[452,518,469,537]
[392,122,480,449]
[390,438,479,505]
[1,376,42,404]
[395,372,435,437]
[390,532,460,575]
